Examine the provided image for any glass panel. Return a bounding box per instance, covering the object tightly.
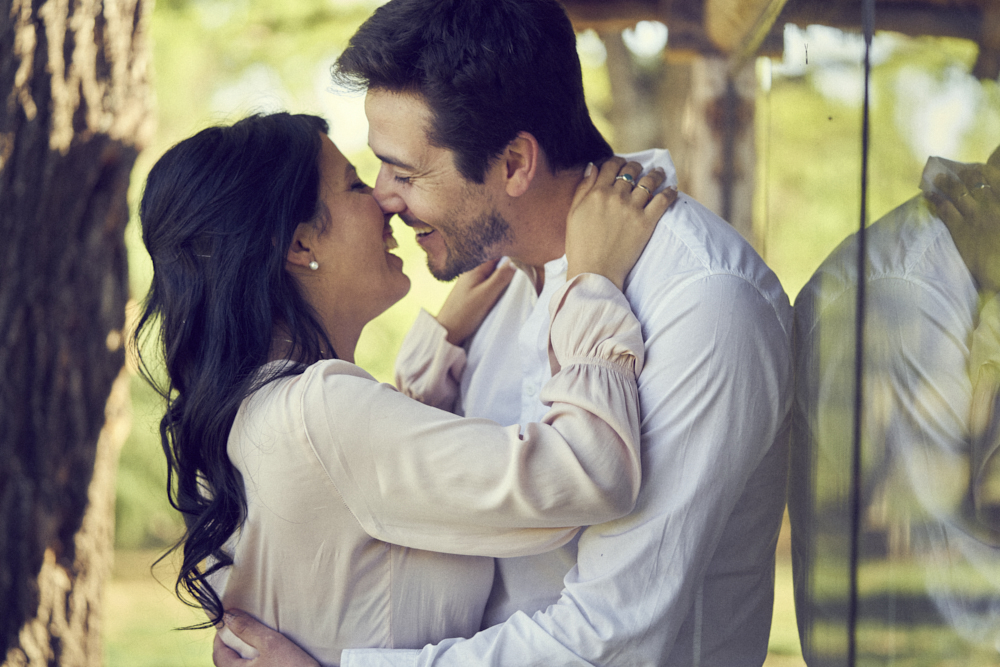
[783,12,1000,666]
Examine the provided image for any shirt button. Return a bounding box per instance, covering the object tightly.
[525,384,536,397]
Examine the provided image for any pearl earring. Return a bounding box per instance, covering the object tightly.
[309,260,319,271]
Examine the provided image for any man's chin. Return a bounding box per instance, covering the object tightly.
[427,259,462,282]
[425,251,477,282]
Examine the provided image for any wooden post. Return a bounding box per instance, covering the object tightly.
[684,56,758,247]
[602,32,759,249]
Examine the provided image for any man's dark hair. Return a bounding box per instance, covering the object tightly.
[334,0,613,183]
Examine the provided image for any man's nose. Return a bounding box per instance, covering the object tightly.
[372,166,405,213]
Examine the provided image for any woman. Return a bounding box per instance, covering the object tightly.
[133,112,670,664]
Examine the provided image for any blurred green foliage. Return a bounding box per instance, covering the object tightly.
[758,30,999,299]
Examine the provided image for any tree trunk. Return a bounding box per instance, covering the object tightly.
[0,0,152,663]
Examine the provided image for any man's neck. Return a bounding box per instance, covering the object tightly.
[505,163,587,276]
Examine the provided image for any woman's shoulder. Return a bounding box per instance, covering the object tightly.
[303,358,377,382]
[229,359,386,468]
[238,359,379,425]
[254,358,377,390]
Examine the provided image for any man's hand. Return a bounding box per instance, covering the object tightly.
[436,257,517,346]
[213,609,319,667]
[928,147,1000,295]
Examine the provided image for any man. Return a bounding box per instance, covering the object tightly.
[790,145,1000,665]
[216,0,793,664]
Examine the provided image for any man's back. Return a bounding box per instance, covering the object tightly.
[455,149,793,665]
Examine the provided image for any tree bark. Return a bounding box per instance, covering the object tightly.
[0,0,152,663]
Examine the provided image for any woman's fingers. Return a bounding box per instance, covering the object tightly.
[611,160,643,192]
[565,159,671,290]
[936,165,993,221]
[645,186,677,220]
[632,169,667,206]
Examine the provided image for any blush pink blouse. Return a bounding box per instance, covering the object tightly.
[212,274,644,665]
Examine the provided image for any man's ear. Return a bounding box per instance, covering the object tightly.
[286,223,317,269]
[501,131,539,198]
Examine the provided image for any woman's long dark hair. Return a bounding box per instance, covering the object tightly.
[132,112,335,627]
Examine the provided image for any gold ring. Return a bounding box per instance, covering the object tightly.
[636,183,653,197]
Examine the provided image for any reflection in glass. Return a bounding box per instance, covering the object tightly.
[790,147,1000,665]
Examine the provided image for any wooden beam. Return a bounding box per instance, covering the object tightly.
[707,0,792,70]
[562,0,664,31]
[778,1,981,41]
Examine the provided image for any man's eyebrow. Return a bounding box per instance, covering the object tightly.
[371,150,415,171]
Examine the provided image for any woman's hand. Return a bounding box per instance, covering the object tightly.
[928,157,1000,295]
[565,158,676,290]
[213,610,319,667]
[435,257,517,346]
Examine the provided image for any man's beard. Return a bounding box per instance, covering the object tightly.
[430,209,512,281]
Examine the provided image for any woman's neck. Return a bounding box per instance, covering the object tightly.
[268,325,353,364]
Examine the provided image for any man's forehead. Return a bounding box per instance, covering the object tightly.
[365,90,459,175]
[366,92,433,152]
[365,90,433,135]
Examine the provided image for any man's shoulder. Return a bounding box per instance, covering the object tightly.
[627,192,791,322]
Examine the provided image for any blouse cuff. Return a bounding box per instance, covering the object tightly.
[547,273,644,377]
[394,309,467,411]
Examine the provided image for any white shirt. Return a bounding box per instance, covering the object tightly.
[790,157,1000,662]
[212,275,646,666]
[345,149,794,666]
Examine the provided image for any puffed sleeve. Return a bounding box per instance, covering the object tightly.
[302,273,644,558]
[394,309,466,411]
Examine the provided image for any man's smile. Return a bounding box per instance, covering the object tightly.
[401,216,437,242]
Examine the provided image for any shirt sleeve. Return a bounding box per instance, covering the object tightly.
[343,272,793,667]
[394,309,466,411]
[305,273,644,559]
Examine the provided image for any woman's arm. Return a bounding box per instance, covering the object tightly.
[307,273,643,557]
[318,159,671,558]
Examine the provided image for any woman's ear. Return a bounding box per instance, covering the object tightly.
[286,223,317,269]
[502,131,539,198]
